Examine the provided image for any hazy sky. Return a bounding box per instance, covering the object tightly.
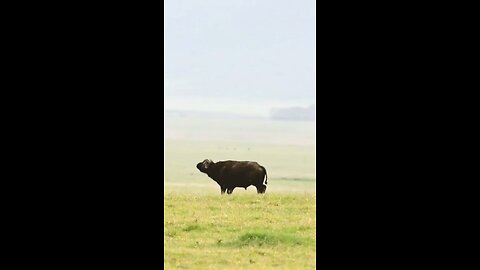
[164,0,315,116]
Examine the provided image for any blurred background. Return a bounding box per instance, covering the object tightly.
[164,0,316,194]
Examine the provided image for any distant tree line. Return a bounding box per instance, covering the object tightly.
[270,104,315,121]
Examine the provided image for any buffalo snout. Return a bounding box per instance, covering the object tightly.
[196,162,207,172]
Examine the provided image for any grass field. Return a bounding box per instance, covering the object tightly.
[164,115,316,269]
[164,193,316,269]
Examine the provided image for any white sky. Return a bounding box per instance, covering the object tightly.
[164,0,315,116]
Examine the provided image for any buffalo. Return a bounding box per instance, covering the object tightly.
[196,159,267,194]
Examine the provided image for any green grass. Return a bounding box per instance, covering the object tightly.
[164,193,316,269]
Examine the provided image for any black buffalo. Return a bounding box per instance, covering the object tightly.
[196,159,267,194]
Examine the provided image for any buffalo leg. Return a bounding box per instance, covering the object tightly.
[227,188,234,194]
[256,185,266,194]
[220,186,226,194]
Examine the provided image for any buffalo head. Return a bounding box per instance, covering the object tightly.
[196,159,213,173]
